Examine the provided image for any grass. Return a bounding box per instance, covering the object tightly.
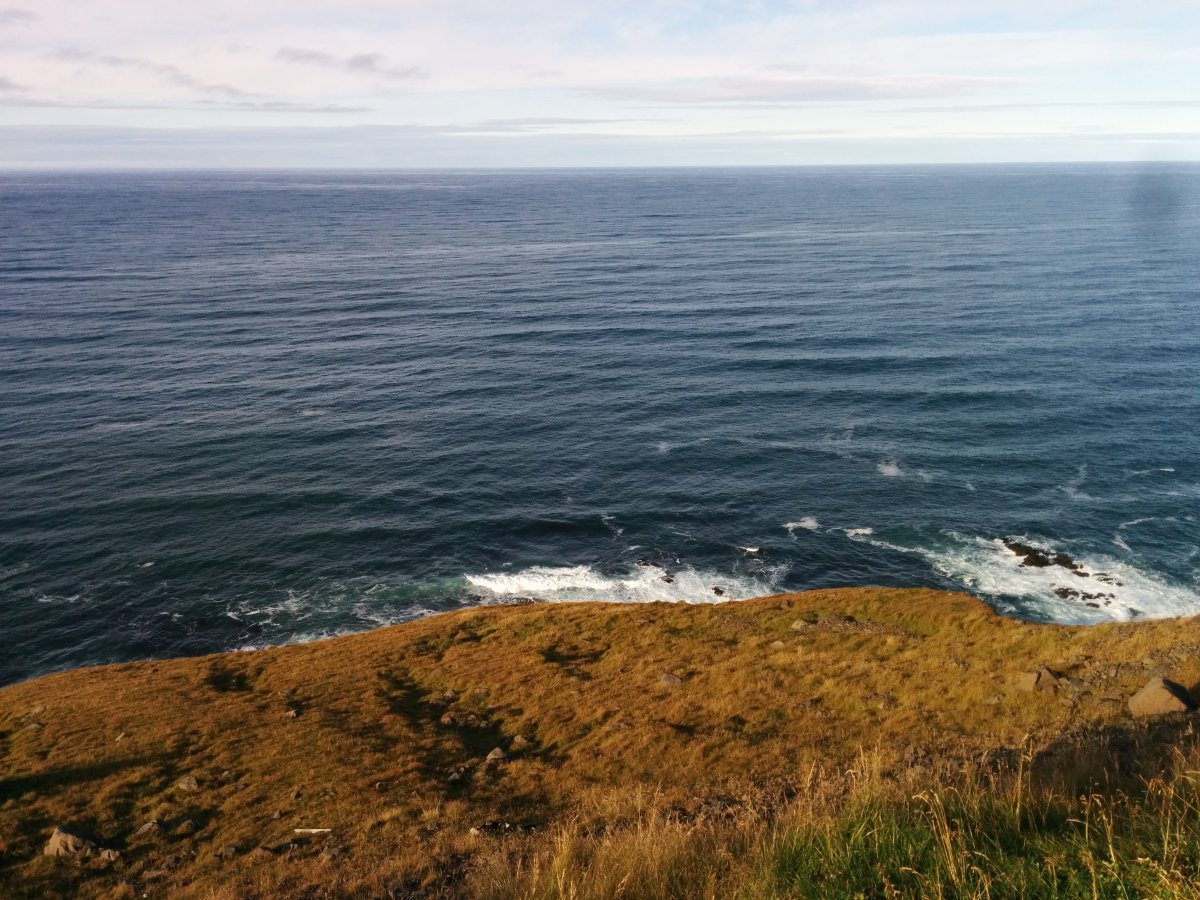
[3,586,1200,897]
[472,741,1200,899]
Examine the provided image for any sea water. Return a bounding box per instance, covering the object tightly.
[1,165,1197,684]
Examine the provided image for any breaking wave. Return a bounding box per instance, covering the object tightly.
[465,563,778,605]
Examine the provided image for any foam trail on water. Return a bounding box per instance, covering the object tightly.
[785,518,820,534]
[877,461,904,478]
[465,563,776,605]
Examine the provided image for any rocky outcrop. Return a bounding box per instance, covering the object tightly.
[1017,666,1064,694]
[1128,677,1194,717]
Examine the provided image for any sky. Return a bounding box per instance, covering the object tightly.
[1,0,1198,167]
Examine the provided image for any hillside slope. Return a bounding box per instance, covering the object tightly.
[4,587,1200,898]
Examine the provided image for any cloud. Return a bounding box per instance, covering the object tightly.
[899,99,1200,113]
[0,95,369,113]
[441,116,655,134]
[0,75,28,91]
[590,73,1011,105]
[53,48,251,98]
[0,7,35,26]
[276,47,423,82]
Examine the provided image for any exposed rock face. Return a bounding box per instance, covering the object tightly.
[1017,666,1063,693]
[44,826,96,858]
[1128,677,1194,717]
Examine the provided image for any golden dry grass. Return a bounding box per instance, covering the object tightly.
[3,586,1200,897]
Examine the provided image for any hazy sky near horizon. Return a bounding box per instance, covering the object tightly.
[1,1,1198,167]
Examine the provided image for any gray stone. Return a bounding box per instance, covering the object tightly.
[660,673,683,686]
[44,826,96,858]
[175,775,201,792]
[1128,677,1194,717]
[134,820,164,838]
[486,747,508,763]
[1017,666,1063,693]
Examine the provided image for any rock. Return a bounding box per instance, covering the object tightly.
[1003,540,1053,567]
[1017,666,1063,693]
[661,575,675,584]
[98,849,121,862]
[660,672,683,687]
[134,820,164,838]
[1128,677,1195,717]
[44,826,96,858]
[175,775,201,793]
[485,747,508,763]
[770,640,786,649]
[509,734,531,752]
[790,619,812,631]
[712,586,725,596]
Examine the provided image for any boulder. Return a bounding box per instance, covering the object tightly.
[175,775,201,792]
[44,826,96,858]
[1128,677,1194,717]
[485,747,508,763]
[134,820,164,838]
[1017,666,1063,693]
[660,673,683,687]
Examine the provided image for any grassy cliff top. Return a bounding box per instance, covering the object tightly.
[4,587,1200,898]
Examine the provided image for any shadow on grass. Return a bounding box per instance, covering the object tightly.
[0,755,163,804]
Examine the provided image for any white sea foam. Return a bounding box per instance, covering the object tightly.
[785,518,820,534]
[877,461,903,478]
[36,593,81,604]
[845,527,874,537]
[847,530,1200,624]
[656,441,671,455]
[1129,467,1176,477]
[465,563,776,605]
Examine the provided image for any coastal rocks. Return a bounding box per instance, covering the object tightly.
[1001,539,1122,592]
[1003,540,1078,570]
[44,826,97,858]
[1017,666,1064,694]
[1128,677,1194,717]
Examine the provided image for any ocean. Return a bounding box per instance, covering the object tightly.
[1,165,1197,685]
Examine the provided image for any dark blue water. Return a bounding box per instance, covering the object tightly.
[2,166,1198,685]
